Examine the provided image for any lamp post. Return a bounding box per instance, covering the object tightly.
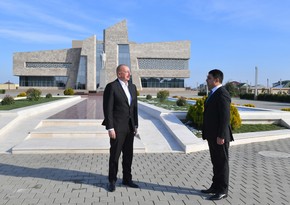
[254,66,258,100]
[267,78,269,94]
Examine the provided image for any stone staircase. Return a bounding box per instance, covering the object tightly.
[12,119,145,154]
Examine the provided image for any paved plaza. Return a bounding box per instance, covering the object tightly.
[0,138,290,205]
[0,92,290,204]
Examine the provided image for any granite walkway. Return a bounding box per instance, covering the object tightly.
[0,95,290,204]
[0,138,289,204]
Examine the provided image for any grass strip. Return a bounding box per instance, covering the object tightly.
[0,97,66,110]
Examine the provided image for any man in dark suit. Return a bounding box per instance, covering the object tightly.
[102,64,139,192]
[201,69,234,200]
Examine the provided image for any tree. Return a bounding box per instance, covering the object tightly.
[225,82,239,97]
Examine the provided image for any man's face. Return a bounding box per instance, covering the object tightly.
[118,66,131,82]
[206,74,218,90]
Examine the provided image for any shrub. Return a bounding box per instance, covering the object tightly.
[1,95,15,105]
[281,108,290,112]
[230,104,242,130]
[146,94,152,100]
[26,88,42,101]
[258,93,290,103]
[46,93,52,98]
[225,82,239,97]
[240,93,255,100]
[198,91,207,96]
[17,92,27,97]
[176,97,187,106]
[0,89,5,94]
[243,104,255,107]
[186,97,206,129]
[187,97,200,101]
[64,88,74,95]
[186,97,242,130]
[157,90,169,102]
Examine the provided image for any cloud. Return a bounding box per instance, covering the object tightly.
[0,0,92,33]
[0,28,72,43]
[183,0,290,29]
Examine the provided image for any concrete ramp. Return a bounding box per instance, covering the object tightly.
[12,119,145,154]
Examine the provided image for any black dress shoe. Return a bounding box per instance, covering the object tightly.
[208,193,228,200]
[122,181,139,188]
[108,182,116,192]
[200,187,216,194]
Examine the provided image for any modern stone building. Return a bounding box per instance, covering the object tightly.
[13,20,190,91]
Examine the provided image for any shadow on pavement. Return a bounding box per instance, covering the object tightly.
[0,163,203,196]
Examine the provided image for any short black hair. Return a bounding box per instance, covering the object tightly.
[209,69,224,83]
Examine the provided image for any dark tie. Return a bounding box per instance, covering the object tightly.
[206,90,213,102]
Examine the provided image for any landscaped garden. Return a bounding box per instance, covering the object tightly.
[0,88,74,110]
[0,97,65,110]
[138,91,286,135]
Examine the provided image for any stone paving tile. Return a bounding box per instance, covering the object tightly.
[0,138,289,204]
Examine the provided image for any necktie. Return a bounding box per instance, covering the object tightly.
[206,90,213,102]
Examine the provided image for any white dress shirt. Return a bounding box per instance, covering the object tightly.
[118,79,131,105]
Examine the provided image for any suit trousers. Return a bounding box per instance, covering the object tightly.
[108,125,134,183]
[207,140,229,194]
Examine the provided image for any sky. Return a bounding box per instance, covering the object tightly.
[1,0,290,88]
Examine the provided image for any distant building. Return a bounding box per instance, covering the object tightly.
[0,81,19,90]
[13,20,190,91]
[272,80,290,88]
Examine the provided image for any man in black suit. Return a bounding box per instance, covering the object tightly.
[102,64,139,192]
[201,69,234,200]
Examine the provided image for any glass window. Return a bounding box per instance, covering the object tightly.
[75,56,87,89]
[26,62,72,69]
[96,43,104,86]
[141,77,184,88]
[118,44,131,67]
[19,76,68,87]
[138,58,188,70]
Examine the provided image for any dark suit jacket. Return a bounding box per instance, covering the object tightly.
[202,86,234,142]
[102,79,138,133]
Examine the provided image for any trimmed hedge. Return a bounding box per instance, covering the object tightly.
[243,104,255,107]
[240,93,290,103]
[240,93,255,100]
[17,92,27,97]
[281,108,290,111]
[258,93,290,103]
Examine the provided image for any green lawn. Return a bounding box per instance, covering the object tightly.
[0,97,66,110]
[233,124,285,133]
[138,97,191,111]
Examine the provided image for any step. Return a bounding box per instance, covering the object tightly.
[38,119,104,127]
[12,119,145,154]
[12,135,145,154]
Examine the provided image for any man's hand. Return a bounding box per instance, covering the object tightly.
[217,137,224,145]
[134,128,138,136]
[108,130,116,139]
